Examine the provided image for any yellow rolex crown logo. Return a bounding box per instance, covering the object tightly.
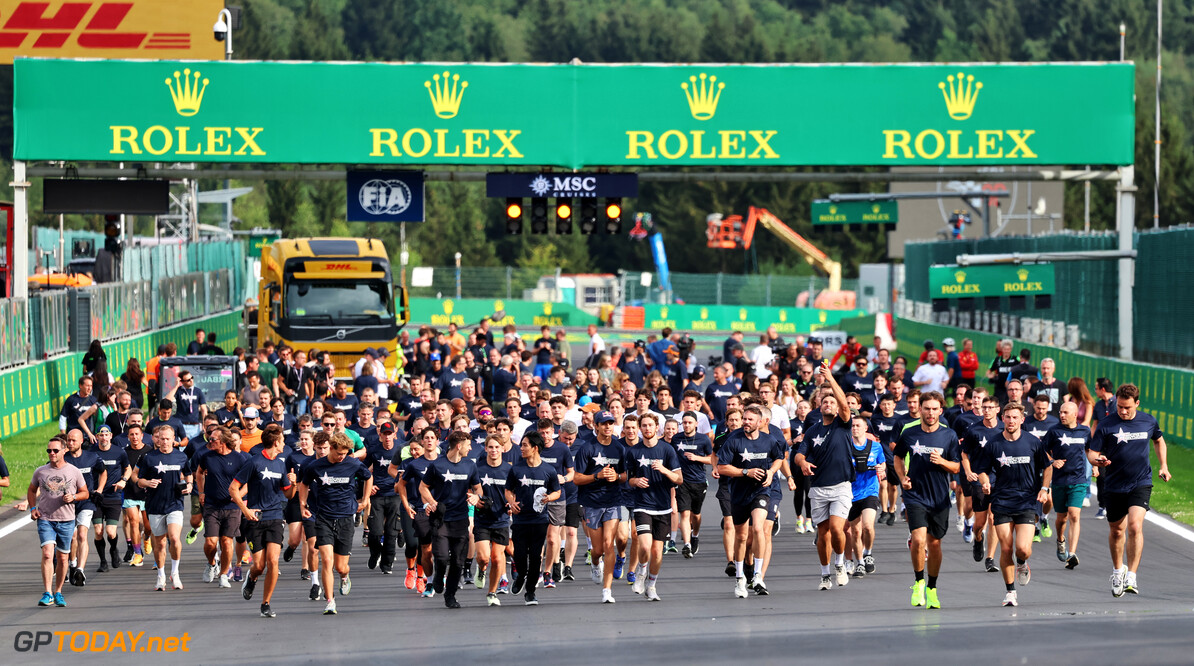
[779,310,787,322]
[661,307,668,318]
[425,70,468,119]
[829,205,837,214]
[700,307,708,319]
[872,204,880,213]
[494,300,504,312]
[443,299,454,314]
[739,308,747,321]
[1017,268,1029,281]
[955,270,967,283]
[165,68,208,117]
[544,302,553,315]
[682,73,725,121]
[939,72,982,121]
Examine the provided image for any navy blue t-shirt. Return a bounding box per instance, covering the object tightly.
[94,447,129,499]
[234,453,292,521]
[400,456,435,511]
[436,370,469,402]
[628,442,682,512]
[538,442,575,504]
[146,416,187,443]
[870,413,902,456]
[363,442,402,497]
[197,449,248,509]
[672,432,713,485]
[262,411,299,445]
[704,381,736,423]
[137,449,190,515]
[962,421,1004,472]
[893,425,961,512]
[717,429,783,506]
[301,456,370,519]
[214,407,239,427]
[423,455,481,522]
[326,395,360,423]
[1024,413,1060,442]
[574,438,627,509]
[174,387,206,424]
[1090,412,1162,493]
[620,356,648,389]
[474,460,512,529]
[797,417,856,488]
[506,461,561,525]
[60,393,97,436]
[64,449,102,500]
[980,432,1049,514]
[1046,424,1092,486]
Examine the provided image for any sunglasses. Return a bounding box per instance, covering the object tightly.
[323,422,336,427]
[47,448,61,453]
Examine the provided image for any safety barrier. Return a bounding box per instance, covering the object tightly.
[83,280,152,342]
[29,291,70,359]
[0,298,30,369]
[157,272,207,328]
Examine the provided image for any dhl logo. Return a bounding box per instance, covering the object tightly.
[324,263,353,270]
[0,1,222,62]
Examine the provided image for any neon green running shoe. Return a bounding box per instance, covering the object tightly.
[910,579,926,607]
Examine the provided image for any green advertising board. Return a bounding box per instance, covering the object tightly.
[811,200,898,225]
[14,59,1134,167]
[247,231,281,259]
[411,298,593,329]
[640,303,867,335]
[928,263,1056,299]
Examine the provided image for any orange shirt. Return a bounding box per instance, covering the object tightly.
[146,355,162,382]
[239,430,263,453]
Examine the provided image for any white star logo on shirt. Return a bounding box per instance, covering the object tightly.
[910,441,928,456]
[1114,427,1130,443]
[1030,428,1047,438]
[321,472,333,486]
[637,455,653,469]
[520,475,532,486]
[997,452,1013,467]
[812,435,826,447]
[593,455,614,467]
[155,461,170,475]
[978,436,988,448]
[482,476,495,486]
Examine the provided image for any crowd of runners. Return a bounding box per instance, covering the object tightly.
[24,325,1172,616]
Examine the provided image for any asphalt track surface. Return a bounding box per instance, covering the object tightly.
[1,498,1192,665]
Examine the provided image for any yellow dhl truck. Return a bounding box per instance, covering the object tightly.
[256,237,409,378]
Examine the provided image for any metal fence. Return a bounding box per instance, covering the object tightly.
[83,281,152,342]
[158,272,207,328]
[0,299,30,368]
[207,268,232,314]
[30,291,70,359]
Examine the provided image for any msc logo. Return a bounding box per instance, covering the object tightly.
[682,73,724,120]
[425,70,467,119]
[110,68,265,157]
[883,70,1036,162]
[939,72,982,121]
[625,71,778,162]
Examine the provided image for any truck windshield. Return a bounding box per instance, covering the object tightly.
[285,280,392,322]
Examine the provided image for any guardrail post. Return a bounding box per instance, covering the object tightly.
[716,273,723,305]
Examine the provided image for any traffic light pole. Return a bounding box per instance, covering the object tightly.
[828,190,1009,238]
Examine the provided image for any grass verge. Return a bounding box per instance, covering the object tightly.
[1,422,65,508]
[1150,444,1194,527]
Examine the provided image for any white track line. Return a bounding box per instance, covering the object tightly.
[0,513,32,539]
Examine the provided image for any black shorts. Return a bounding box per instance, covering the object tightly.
[905,504,950,540]
[676,482,707,514]
[97,497,123,523]
[565,503,582,529]
[884,462,899,485]
[243,519,286,552]
[959,476,974,498]
[302,520,316,541]
[731,495,770,526]
[284,498,303,524]
[970,485,992,512]
[412,512,434,543]
[313,515,355,556]
[993,510,1038,526]
[473,524,510,546]
[633,512,671,542]
[202,506,242,539]
[848,496,881,522]
[1103,486,1151,524]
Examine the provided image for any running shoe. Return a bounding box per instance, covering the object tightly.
[541,573,553,591]
[486,593,501,607]
[1095,508,1106,520]
[1040,519,1053,539]
[771,513,781,537]
[910,579,926,607]
[53,593,66,608]
[110,544,120,568]
[340,574,351,595]
[682,543,693,558]
[962,523,973,543]
[260,604,276,618]
[1056,539,1068,563]
[461,568,474,585]
[753,577,769,595]
[300,568,310,581]
[877,511,888,526]
[203,563,218,583]
[819,574,832,591]
[97,561,109,573]
[956,516,965,533]
[323,599,337,615]
[664,539,678,554]
[172,572,184,590]
[585,549,592,565]
[563,566,574,581]
[926,587,940,609]
[796,520,807,535]
[524,591,538,606]
[405,568,417,590]
[885,513,895,526]
[972,537,985,563]
[733,577,748,599]
[144,539,152,556]
[613,555,625,579]
[123,546,134,563]
[1015,562,1031,587]
[1124,572,1138,595]
[362,528,369,548]
[743,561,754,582]
[241,551,252,565]
[444,595,461,609]
[1065,554,1080,570]
[38,592,54,606]
[381,566,394,575]
[497,576,510,594]
[219,574,231,588]
[1032,526,1041,543]
[834,564,849,587]
[283,546,296,563]
[864,554,876,574]
[633,570,645,595]
[602,588,616,604]
[310,583,322,601]
[852,566,866,579]
[985,558,998,573]
[591,562,602,585]
[691,536,700,555]
[232,565,243,582]
[155,573,166,591]
[844,560,855,575]
[242,574,256,600]
[368,551,380,570]
[1002,590,1018,607]
[626,570,636,586]
[475,570,486,589]
[512,574,527,595]
[185,528,199,545]
[421,588,435,599]
[552,562,562,582]
[724,561,736,578]
[646,585,661,601]
[1082,497,1091,508]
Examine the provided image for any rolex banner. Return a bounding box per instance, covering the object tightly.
[13,59,1134,168]
[928,263,1056,299]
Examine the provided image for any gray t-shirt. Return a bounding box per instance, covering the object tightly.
[32,463,86,522]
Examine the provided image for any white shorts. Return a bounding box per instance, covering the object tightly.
[148,511,185,537]
[809,482,853,525]
[75,509,94,528]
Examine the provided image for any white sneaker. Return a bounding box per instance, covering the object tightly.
[819,574,832,590]
[1124,571,1138,594]
[844,560,855,575]
[1002,590,1018,607]
[645,585,661,601]
[601,588,615,604]
[323,599,337,615]
[591,562,602,585]
[155,573,166,591]
[171,572,184,590]
[218,574,231,588]
[339,574,351,596]
[1015,562,1031,587]
[834,565,849,587]
[796,520,806,534]
[1082,497,1091,508]
[1110,569,1125,597]
[956,516,965,532]
[632,571,646,595]
[734,576,748,598]
[203,564,217,583]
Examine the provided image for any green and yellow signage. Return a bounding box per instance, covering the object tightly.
[641,303,867,334]
[811,200,898,225]
[14,59,1134,167]
[928,263,1055,299]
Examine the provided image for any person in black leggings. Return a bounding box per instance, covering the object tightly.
[505,431,561,605]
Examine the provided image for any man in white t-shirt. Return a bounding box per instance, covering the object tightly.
[588,324,606,359]
[750,335,775,380]
[911,350,950,394]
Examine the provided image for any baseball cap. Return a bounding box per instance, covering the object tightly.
[942,337,956,347]
[430,352,441,361]
[364,347,378,357]
[378,422,396,436]
[377,348,390,357]
[692,364,707,377]
[243,406,260,418]
[595,411,615,424]
[581,402,602,414]
[97,424,112,434]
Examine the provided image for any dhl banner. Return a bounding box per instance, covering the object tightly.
[0,0,223,63]
[14,59,1135,167]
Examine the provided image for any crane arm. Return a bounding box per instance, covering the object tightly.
[747,207,842,292]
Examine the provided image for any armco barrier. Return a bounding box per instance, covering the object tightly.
[893,317,1194,450]
[0,310,240,439]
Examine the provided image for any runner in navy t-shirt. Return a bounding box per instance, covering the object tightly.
[1046,402,1092,571]
[961,394,1003,570]
[473,435,512,606]
[505,431,562,606]
[419,431,481,609]
[717,404,783,598]
[230,424,296,618]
